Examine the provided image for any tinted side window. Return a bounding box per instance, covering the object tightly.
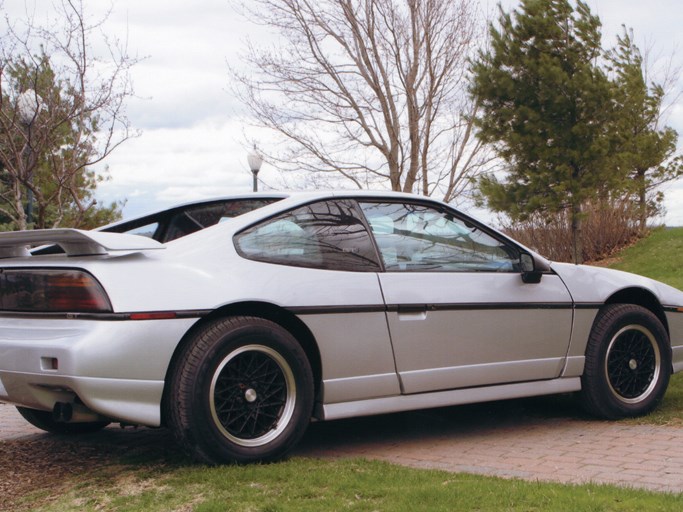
[124,222,159,239]
[163,199,279,242]
[235,200,381,272]
[359,201,519,272]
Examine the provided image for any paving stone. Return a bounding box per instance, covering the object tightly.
[3,400,683,493]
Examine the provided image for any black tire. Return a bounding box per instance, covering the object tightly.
[16,407,110,435]
[580,304,671,419]
[167,316,314,464]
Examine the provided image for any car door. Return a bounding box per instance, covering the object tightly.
[234,198,402,405]
[358,200,574,394]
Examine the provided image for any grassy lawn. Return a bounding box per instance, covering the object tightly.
[644,370,683,425]
[608,227,683,290]
[21,458,683,512]
[606,227,683,425]
[8,227,683,511]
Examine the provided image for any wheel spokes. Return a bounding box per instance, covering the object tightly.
[607,329,657,400]
[212,349,289,440]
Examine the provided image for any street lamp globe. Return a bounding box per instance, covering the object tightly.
[17,89,43,125]
[17,89,44,227]
[247,147,263,192]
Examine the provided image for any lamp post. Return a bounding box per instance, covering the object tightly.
[17,89,43,226]
[247,146,263,193]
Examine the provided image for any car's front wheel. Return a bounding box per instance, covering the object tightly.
[167,316,314,464]
[580,304,671,419]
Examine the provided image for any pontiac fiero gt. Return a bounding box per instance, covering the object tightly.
[1,191,681,463]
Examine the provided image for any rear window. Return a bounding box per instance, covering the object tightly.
[234,199,381,272]
[162,199,279,242]
[31,198,282,255]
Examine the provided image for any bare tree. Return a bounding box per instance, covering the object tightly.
[232,0,494,202]
[0,0,137,230]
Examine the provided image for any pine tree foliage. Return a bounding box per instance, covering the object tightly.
[471,0,617,263]
[0,0,136,230]
[0,56,121,230]
[608,28,682,232]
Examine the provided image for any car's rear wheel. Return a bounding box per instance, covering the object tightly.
[580,304,671,419]
[167,316,314,464]
[16,407,110,435]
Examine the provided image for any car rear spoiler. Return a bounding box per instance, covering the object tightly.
[0,229,165,259]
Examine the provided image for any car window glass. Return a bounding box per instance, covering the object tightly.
[359,201,518,272]
[163,199,278,242]
[121,222,159,239]
[30,198,282,256]
[235,200,381,272]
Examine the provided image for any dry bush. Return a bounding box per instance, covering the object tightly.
[502,200,645,263]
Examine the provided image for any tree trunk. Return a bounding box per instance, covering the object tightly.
[13,184,27,231]
[636,168,647,234]
[571,202,583,264]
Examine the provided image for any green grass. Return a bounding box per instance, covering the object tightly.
[604,226,683,425]
[650,371,683,425]
[12,227,683,511]
[608,227,683,290]
[24,458,683,512]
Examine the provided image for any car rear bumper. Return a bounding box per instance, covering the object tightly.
[0,316,198,426]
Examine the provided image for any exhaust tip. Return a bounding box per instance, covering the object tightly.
[52,402,73,423]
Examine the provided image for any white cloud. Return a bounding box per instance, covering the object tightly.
[659,181,683,226]
[5,0,683,225]
[95,118,280,218]
[125,64,245,129]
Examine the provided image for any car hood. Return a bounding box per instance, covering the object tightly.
[550,261,683,308]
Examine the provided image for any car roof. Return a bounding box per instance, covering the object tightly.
[161,190,461,248]
[161,189,551,268]
[101,190,441,232]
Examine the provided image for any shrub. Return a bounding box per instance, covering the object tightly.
[502,199,646,263]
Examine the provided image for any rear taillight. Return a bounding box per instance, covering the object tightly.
[0,269,112,313]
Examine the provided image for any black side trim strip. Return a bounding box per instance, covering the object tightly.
[386,303,575,312]
[286,305,387,315]
[573,303,604,310]
[1,303,608,320]
[664,306,683,314]
[0,309,212,321]
[287,302,583,316]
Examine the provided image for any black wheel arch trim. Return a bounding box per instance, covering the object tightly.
[160,301,323,427]
[604,287,669,334]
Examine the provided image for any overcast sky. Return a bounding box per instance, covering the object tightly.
[4,0,683,225]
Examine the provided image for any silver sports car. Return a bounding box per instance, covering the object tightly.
[1,191,682,463]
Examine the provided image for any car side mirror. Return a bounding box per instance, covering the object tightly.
[520,253,543,284]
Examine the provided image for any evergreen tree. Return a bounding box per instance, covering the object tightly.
[608,28,681,232]
[470,0,618,263]
[0,55,122,230]
[0,0,135,231]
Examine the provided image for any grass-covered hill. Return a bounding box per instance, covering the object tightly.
[607,227,683,291]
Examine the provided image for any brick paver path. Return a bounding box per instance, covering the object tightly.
[2,399,682,493]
